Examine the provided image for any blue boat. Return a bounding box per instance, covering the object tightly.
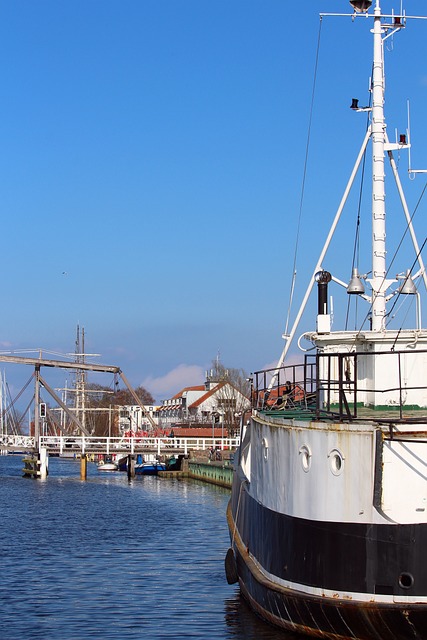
[134,455,166,475]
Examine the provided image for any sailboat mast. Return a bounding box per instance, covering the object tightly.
[369,0,388,330]
[81,327,86,433]
[75,324,87,434]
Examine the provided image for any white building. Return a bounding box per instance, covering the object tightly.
[156,373,250,434]
[118,404,159,434]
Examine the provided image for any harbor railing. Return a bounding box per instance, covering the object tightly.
[0,434,240,456]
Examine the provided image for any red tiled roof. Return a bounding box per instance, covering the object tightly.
[171,385,205,400]
[189,382,227,408]
[171,427,225,438]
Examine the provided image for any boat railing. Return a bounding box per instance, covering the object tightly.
[253,349,427,424]
[253,362,317,414]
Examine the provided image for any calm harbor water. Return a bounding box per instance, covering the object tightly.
[0,455,301,639]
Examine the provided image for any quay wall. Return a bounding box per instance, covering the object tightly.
[187,454,234,489]
[158,452,235,488]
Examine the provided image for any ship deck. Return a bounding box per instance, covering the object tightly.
[260,404,427,429]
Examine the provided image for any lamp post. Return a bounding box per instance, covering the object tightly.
[220,411,224,448]
[211,407,215,444]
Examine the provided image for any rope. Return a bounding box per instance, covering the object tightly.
[232,478,246,549]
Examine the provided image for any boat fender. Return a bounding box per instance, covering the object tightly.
[225,547,238,585]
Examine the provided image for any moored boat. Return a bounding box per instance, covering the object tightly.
[135,454,166,475]
[226,2,427,638]
[97,457,118,472]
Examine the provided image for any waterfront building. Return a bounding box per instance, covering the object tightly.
[156,371,250,436]
[118,404,160,434]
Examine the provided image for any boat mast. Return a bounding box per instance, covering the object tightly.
[367,0,391,330]
[75,324,87,433]
[271,1,427,377]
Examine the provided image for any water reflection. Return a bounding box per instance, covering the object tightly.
[224,592,304,639]
[0,456,307,639]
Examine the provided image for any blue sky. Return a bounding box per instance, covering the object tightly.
[0,0,426,403]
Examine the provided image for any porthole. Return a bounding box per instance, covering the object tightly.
[399,572,414,590]
[262,437,269,461]
[299,445,312,472]
[328,448,345,476]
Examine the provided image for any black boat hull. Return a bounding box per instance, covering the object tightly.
[227,499,427,640]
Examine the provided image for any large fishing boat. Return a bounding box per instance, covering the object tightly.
[226,1,427,638]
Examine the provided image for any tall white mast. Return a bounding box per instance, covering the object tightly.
[271,1,427,376]
[367,0,390,330]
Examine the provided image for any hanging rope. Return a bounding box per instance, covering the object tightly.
[284,16,323,336]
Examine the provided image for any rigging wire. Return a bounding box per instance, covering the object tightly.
[388,236,427,351]
[3,373,34,417]
[384,180,427,295]
[352,178,427,341]
[6,382,23,435]
[344,90,372,331]
[284,16,323,337]
[18,395,36,433]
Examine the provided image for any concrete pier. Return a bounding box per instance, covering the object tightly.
[157,452,234,488]
[22,455,41,477]
[22,448,49,479]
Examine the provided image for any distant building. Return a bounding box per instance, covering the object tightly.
[118,404,159,434]
[156,371,250,435]
[116,371,250,436]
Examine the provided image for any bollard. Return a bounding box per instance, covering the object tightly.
[80,454,87,480]
[127,454,135,480]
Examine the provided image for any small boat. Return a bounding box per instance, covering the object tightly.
[117,456,129,472]
[227,2,427,638]
[134,454,166,475]
[97,458,118,472]
[134,461,166,475]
